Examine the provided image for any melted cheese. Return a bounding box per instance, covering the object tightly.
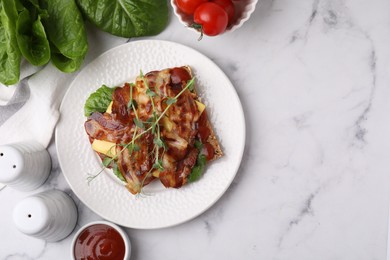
[92,139,117,157]
[162,101,205,132]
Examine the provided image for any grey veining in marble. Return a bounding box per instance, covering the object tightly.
[1,0,390,259]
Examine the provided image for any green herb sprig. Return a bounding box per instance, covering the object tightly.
[87,75,195,185]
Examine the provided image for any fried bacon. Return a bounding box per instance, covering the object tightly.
[85,66,221,194]
[85,112,133,143]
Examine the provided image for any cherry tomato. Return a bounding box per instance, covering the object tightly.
[176,0,208,15]
[193,2,228,37]
[211,0,235,23]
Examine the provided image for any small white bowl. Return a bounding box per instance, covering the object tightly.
[71,220,131,260]
[171,0,258,35]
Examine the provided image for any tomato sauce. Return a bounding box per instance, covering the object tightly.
[74,224,125,260]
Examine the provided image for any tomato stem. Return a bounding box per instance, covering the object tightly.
[190,23,204,41]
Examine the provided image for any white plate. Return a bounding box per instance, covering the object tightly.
[56,40,245,229]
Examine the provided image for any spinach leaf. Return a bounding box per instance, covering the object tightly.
[188,141,207,183]
[113,161,126,182]
[84,85,115,117]
[76,0,169,38]
[0,0,21,85]
[39,0,88,72]
[16,9,50,66]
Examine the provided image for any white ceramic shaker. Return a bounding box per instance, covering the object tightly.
[0,141,51,191]
[13,190,78,242]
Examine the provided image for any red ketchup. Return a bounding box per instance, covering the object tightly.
[74,224,125,260]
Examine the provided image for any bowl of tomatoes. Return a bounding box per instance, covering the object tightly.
[171,0,258,38]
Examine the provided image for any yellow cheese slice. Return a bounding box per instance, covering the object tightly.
[106,101,113,114]
[195,100,205,114]
[92,139,117,157]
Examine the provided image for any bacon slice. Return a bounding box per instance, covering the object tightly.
[84,66,222,194]
[84,112,133,143]
[117,133,155,194]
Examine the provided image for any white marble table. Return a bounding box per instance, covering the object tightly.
[2,0,390,259]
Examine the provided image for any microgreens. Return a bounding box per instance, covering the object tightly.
[133,118,145,129]
[165,97,177,105]
[88,75,196,189]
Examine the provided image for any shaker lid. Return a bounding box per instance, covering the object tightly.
[0,145,24,183]
[13,196,51,235]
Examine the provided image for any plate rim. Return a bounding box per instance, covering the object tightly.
[55,39,246,229]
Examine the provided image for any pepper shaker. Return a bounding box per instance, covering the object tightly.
[13,190,78,242]
[0,141,51,191]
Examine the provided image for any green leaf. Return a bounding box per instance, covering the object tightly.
[84,85,115,116]
[146,88,157,97]
[75,0,169,38]
[194,140,203,150]
[0,0,21,85]
[126,142,140,154]
[166,97,177,105]
[186,78,195,92]
[127,99,136,109]
[102,157,111,167]
[188,154,206,183]
[40,0,88,72]
[133,143,140,152]
[133,118,144,129]
[16,10,50,66]
[50,44,85,73]
[154,138,166,150]
[113,161,126,182]
[146,117,154,123]
[153,159,164,171]
[188,140,206,183]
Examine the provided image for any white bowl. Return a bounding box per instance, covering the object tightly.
[71,220,131,260]
[171,0,258,35]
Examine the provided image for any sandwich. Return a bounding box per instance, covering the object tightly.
[84,66,222,194]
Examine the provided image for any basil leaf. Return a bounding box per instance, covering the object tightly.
[84,85,115,117]
[0,0,21,85]
[39,0,88,72]
[16,10,50,66]
[76,0,169,38]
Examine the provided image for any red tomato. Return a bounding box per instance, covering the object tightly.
[211,0,235,23]
[176,0,208,15]
[193,2,228,37]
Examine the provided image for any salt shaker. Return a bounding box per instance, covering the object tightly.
[13,190,78,242]
[0,141,51,191]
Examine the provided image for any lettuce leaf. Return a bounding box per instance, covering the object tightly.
[0,0,21,85]
[84,85,115,117]
[40,0,88,72]
[16,9,50,66]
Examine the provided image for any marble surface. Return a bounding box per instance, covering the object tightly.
[1,0,390,259]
